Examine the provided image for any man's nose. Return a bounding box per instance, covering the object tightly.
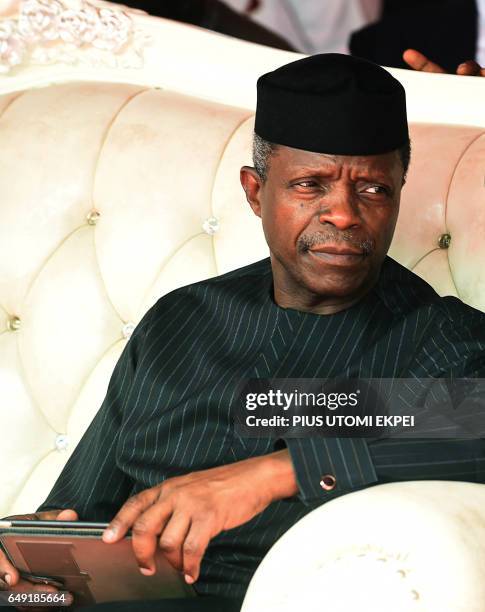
[317,188,361,231]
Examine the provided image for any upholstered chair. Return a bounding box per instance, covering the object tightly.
[1,3,484,610]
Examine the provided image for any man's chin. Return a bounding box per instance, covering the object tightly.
[297,255,374,299]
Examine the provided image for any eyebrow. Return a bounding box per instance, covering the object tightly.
[352,170,393,183]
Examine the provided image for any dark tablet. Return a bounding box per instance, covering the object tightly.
[0,520,194,607]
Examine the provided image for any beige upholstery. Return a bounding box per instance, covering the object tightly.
[0,5,485,609]
[391,123,485,301]
[242,481,485,612]
[0,83,262,515]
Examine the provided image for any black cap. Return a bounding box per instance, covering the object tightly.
[255,53,409,156]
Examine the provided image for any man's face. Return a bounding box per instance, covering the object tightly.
[241,144,404,310]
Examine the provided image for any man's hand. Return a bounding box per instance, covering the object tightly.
[403,48,485,77]
[0,509,77,610]
[103,450,298,584]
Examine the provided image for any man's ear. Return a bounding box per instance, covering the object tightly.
[240,166,263,218]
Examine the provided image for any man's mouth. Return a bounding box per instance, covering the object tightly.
[306,244,365,266]
[310,245,363,256]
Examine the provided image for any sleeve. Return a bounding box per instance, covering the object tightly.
[363,314,485,489]
[349,15,409,70]
[36,308,153,521]
[284,437,378,506]
[283,311,485,506]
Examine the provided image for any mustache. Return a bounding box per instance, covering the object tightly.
[297,231,375,256]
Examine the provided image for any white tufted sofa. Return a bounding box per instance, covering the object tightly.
[242,480,485,612]
[1,3,485,609]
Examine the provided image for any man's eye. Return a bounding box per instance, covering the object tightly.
[363,185,388,195]
[295,181,318,188]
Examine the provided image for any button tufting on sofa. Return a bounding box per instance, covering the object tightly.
[7,316,21,332]
[202,216,220,235]
[122,321,136,339]
[55,434,69,452]
[86,210,101,226]
[438,233,452,249]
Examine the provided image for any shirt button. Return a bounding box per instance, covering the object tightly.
[320,474,336,491]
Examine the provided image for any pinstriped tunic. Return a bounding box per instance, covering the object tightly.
[38,256,485,599]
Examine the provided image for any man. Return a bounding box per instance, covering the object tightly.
[220,0,485,76]
[1,54,485,611]
[351,0,485,76]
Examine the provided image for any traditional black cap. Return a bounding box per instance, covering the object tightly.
[255,53,408,156]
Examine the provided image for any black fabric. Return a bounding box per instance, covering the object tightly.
[255,53,409,156]
[350,0,478,73]
[198,0,295,50]
[381,0,441,18]
[82,595,243,611]
[38,257,485,600]
[130,0,206,24]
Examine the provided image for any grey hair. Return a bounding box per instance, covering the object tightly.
[252,132,412,184]
[252,133,277,182]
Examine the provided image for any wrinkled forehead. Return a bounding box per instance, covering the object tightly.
[269,144,401,176]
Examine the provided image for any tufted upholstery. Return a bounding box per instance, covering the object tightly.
[1,8,484,529]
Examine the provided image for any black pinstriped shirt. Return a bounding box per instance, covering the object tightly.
[38,256,485,599]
